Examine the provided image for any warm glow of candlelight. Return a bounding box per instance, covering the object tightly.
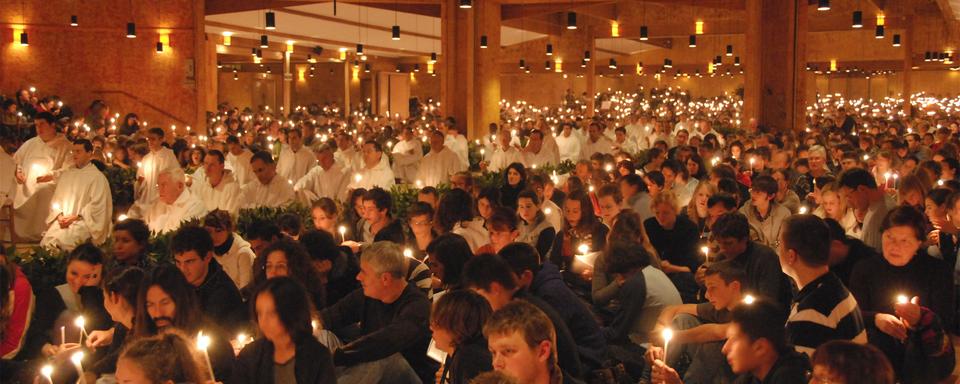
[403,248,414,258]
[896,294,909,304]
[743,294,756,304]
[577,243,590,255]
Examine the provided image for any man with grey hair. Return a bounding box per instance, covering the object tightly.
[134,167,206,233]
[319,241,435,384]
[294,143,349,201]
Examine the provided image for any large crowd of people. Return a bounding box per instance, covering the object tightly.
[1,86,959,384]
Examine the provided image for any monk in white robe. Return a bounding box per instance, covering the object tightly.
[294,144,348,202]
[334,133,361,173]
[486,128,524,172]
[0,150,14,206]
[443,122,469,168]
[346,141,395,190]
[391,128,423,183]
[521,130,560,169]
[225,136,255,187]
[133,127,179,214]
[275,129,316,184]
[555,123,582,163]
[190,150,242,216]
[13,113,74,240]
[136,168,206,234]
[40,139,112,250]
[416,130,465,187]
[240,151,295,208]
[580,122,616,160]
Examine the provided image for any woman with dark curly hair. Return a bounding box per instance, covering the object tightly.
[248,238,326,310]
[499,162,527,210]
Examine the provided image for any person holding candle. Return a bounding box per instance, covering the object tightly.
[644,191,702,303]
[848,206,956,383]
[838,168,895,251]
[133,264,235,381]
[406,202,437,261]
[738,175,791,249]
[232,277,336,384]
[550,190,608,293]
[299,229,360,306]
[116,332,206,384]
[295,144,349,203]
[516,190,557,258]
[423,233,472,295]
[134,167,206,234]
[777,215,867,357]
[654,298,810,384]
[346,141,396,190]
[86,267,144,376]
[39,138,112,251]
[13,112,74,241]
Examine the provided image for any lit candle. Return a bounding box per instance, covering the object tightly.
[338,225,347,243]
[883,171,891,188]
[40,364,54,384]
[661,328,674,361]
[415,180,423,188]
[798,206,808,215]
[896,294,909,305]
[743,294,756,305]
[701,246,710,262]
[197,331,217,382]
[74,316,86,345]
[543,207,552,215]
[71,351,86,384]
[403,248,414,258]
[61,326,65,346]
[577,243,590,255]
[118,214,129,222]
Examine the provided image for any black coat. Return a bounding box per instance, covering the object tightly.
[440,335,492,384]
[231,337,337,384]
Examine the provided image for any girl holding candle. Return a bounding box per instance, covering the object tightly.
[550,190,608,293]
[848,206,955,383]
[86,267,144,376]
[34,243,105,358]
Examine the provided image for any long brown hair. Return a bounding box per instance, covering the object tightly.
[119,330,207,383]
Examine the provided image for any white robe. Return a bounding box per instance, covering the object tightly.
[215,233,257,289]
[444,134,469,168]
[555,133,582,163]
[226,149,255,187]
[276,146,316,184]
[488,146,524,173]
[13,135,74,240]
[580,136,616,159]
[0,150,14,205]
[190,170,242,216]
[451,218,490,253]
[135,147,179,208]
[294,163,349,202]
[139,189,207,234]
[542,199,563,233]
[416,147,464,187]
[240,175,296,209]
[40,163,112,250]
[347,156,396,190]
[391,139,424,183]
[522,147,560,169]
[335,147,361,173]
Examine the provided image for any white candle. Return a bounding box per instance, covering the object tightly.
[197,331,217,382]
[743,294,756,305]
[403,248,414,258]
[74,316,86,345]
[798,206,809,215]
[701,246,710,262]
[71,351,86,384]
[61,326,65,345]
[661,328,674,361]
[338,225,347,243]
[41,364,54,384]
[896,294,909,305]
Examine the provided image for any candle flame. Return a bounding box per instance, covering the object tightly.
[896,294,909,304]
[70,351,84,365]
[743,294,756,304]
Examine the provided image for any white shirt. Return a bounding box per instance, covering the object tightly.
[240,174,296,209]
[136,147,179,207]
[226,149,255,186]
[276,146,316,184]
[347,156,396,190]
[580,135,616,159]
[391,139,424,183]
[416,147,465,187]
[294,163,349,202]
[12,135,74,240]
[140,189,207,234]
[555,133,582,163]
[522,145,560,169]
[215,233,257,289]
[488,146,524,173]
[335,147,361,173]
[445,134,469,168]
[40,163,112,250]
[191,170,243,216]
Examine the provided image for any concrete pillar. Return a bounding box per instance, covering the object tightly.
[440,0,500,139]
[282,50,292,113]
[744,0,808,131]
[343,61,352,117]
[902,16,913,116]
[193,0,213,128]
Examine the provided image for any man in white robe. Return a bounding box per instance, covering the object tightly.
[555,123,582,163]
[136,167,206,234]
[521,130,560,169]
[240,150,296,209]
[40,139,112,250]
[133,127,179,214]
[275,129,316,184]
[346,141,396,191]
[486,128,524,172]
[390,127,423,183]
[190,149,242,216]
[443,119,469,168]
[580,121,616,160]
[225,136,255,187]
[13,112,74,240]
[416,130,465,187]
[294,144,349,202]
[334,132,361,173]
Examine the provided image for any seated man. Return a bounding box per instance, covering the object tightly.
[647,261,745,384]
[463,253,584,380]
[346,141,395,190]
[498,243,608,372]
[294,143,348,202]
[484,300,565,384]
[241,150,295,209]
[415,129,464,187]
[202,210,256,290]
[190,149,241,216]
[653,299,810,384]
[319,241,436,384]
[134,264,235,381]
[40,139,112,251]
[136,167,206,234]
[170,225,246,333]
[708,213,793,308]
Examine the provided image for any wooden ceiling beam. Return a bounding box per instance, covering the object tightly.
[206,0,324,15]
[206,20,428,55]
[276,8,440,40]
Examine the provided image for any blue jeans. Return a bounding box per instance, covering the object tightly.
[669,314,735,384]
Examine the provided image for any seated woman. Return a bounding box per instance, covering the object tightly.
[431,289,493,384]
[116,331,207,384]
[299,230,360,307]
[849,206,956,383]
[476,188,501,224]
[924,188,953,259]
[437,188,489,253]
[203,210,256,289]
[549,190,608,296]
[813,182,858,235]
[248,238,326,311]
[424,233,473,295]
[110,218,154,270]
[516,190,557,257]
[644,192,701,303]
[683,182,717,238]
[232,277,336,384]
[499,163,527,210]
[593,210,662,310]
[310,198,340,237]
[88,267,146,376]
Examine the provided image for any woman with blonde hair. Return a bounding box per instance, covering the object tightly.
[684,182,717,237]
[813,182,858,234]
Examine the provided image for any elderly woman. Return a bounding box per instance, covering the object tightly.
[849,206,956,383]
